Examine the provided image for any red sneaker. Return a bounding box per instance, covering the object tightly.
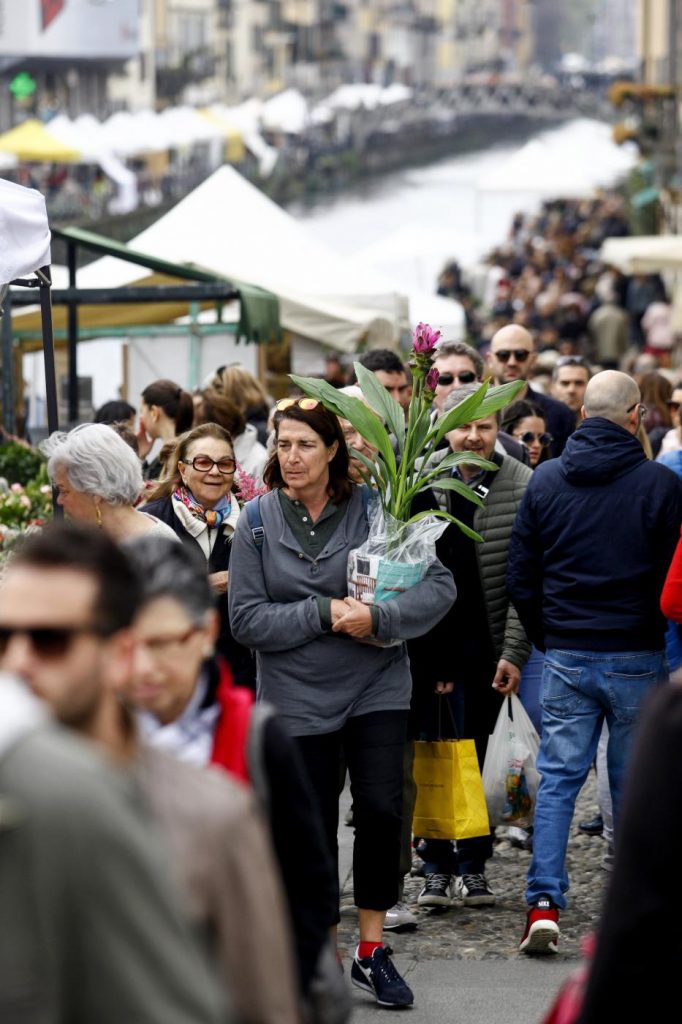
[519,897,560,954]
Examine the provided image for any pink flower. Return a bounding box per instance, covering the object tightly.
[235,463,268,504]
[10,483,23,493]
[412,322,442,354]
[19,495,32,508]
[425,367,440,391]
[40,484,52,494]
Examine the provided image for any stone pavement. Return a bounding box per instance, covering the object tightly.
[337,773,608,1020]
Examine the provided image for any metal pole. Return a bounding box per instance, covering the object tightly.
[1,288,15,434]
[38,267,60,435]
[38,266,62,520]
[66,240,79,424]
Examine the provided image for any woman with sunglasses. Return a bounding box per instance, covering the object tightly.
[229,399,456,1008]
[141,423,254,686]
[500,400,553,469]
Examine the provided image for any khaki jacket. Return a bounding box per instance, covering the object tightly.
[136,745,301,1024]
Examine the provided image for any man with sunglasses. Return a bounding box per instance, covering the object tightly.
[432,340,530,465]
[508,370,682,956]
[487,325,576,457]
[0,524,226,1024]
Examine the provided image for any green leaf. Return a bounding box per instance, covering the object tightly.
[354,362,405,455]
[348,447,384,491]
[405,508,484,542]
[474,379,526,419]
[289,373,397,477]
[429,451,498,474]
[429,380,490,448]
[414,476,486,506]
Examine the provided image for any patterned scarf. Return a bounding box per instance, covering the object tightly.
[172,486,232,529]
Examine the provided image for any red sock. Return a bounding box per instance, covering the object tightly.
[358,941,383,960]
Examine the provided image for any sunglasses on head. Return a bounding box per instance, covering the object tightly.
[437,371,477,386]
[556,355,588,368]
[0,624,107,659]
[275,398,320,412]
[493,349,532,363]
[519,432,554,448]
[667,400,681,412]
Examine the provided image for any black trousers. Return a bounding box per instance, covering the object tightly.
[296,710,408,918]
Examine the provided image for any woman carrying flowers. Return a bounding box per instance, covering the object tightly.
[228,396,456,1009]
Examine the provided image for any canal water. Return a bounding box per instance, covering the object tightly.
[293,117,636,299]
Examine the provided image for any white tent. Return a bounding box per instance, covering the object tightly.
[0,179,51,287]
[52,165,410,352]
[600,235,682,273]
[479,119,637,197]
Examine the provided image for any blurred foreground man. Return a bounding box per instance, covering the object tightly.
[0,530,225,1023]
[508,371,682,955]
[0,523,296,1024]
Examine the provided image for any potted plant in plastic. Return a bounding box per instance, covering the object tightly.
[290,323,522,612]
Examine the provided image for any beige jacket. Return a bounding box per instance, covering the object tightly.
[136,745,301,1024]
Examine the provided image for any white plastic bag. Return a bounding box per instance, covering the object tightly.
[482,694,540,829]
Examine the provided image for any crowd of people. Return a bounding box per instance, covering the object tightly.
[3,190,682,1022]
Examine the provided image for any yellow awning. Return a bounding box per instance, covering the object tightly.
[199,109,246,163]
[0,119,81,163]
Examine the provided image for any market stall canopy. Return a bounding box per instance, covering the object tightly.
[11,226,279,349]
[261,89,309,134]
[14,166,408,352]
[0,119,81,163]
[479,118,636,197]
[0,178,51,286]
[600,235,682,273]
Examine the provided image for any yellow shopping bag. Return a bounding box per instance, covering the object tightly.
[412,739,490,840]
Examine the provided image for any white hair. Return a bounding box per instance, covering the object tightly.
[41,423,143,506]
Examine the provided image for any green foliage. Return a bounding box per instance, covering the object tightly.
[0,442,45,487]
[291,361,523,528]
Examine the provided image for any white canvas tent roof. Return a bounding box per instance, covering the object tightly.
[600,235,682,273]
[40,165,410,352]
[0,178,51,286]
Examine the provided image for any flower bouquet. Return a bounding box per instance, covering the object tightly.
[290,323,523,625]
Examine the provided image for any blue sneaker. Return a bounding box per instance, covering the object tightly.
[351,945,414,1007]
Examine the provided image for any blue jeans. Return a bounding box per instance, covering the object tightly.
[526,647,664,910]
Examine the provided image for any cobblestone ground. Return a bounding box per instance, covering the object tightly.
[338,773,607,962]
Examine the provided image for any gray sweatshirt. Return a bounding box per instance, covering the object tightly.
[228,486,456,735]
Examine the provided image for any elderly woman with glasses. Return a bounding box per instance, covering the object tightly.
[501,400,553,469]
[42,423,178,543]
[141,423,253,686]
[228,398,455,1008]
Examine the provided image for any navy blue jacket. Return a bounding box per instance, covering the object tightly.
[507,417,682,652]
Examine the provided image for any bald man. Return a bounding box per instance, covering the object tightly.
[486,325,576,456]
[507,370,682,955]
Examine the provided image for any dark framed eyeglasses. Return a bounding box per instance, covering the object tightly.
[493,349,531,363]
[519,431,554,448]
[626,402,648,421]
[184,455,236,474]
[0,624,108,659]
[437,371,477,386]
[275,397,320,412]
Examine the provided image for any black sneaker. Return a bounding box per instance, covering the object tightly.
[351,945,414,1007]
[417,873,454,907]
[455,873,496,906]
[578,814,604,836]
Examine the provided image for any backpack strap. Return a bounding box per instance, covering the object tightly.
[245,702,277,814]
[245,495,264,550]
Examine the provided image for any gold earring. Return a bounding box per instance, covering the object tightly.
[95,505,102,528]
